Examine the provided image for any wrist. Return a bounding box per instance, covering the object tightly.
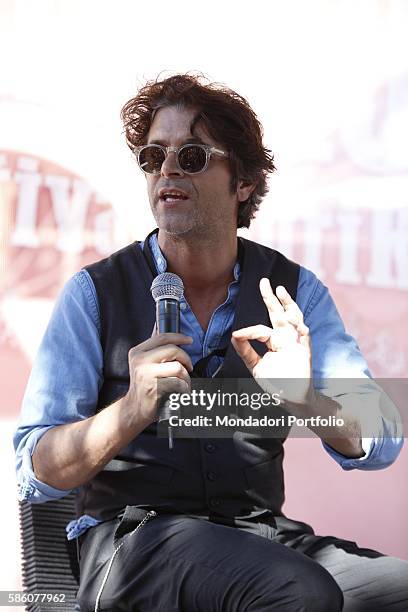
[281,382,318,418]
[116,392,155,437]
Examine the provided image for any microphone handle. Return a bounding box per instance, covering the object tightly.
[156,298,180,333]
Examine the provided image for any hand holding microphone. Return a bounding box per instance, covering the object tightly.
[123,273,192,446]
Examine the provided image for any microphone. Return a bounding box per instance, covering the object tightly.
[150,272,184,333]
[150,273,185,449]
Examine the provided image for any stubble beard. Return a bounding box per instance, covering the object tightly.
[150,199,200,238]
[150,193,235,245]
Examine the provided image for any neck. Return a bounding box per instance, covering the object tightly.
[157,229,238,291]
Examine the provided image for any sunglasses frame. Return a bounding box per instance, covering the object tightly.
[134,143,229,175]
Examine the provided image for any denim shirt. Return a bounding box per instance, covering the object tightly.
[13,234,403,539]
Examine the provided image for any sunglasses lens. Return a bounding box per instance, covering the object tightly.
[178,145,207,173]
[139,146,165,174]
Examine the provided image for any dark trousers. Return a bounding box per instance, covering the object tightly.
[77,509,408,612]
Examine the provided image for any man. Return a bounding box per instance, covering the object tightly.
[14,74,408,611]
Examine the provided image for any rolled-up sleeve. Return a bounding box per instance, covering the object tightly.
[297,266,404,470]
[13,270,103,502]
[16,426,71,502]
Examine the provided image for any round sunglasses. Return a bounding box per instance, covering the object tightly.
[134,143,229,175]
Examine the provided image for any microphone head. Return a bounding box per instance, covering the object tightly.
[150,272,184,302]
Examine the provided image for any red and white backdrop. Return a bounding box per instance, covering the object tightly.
[1,0,407,595]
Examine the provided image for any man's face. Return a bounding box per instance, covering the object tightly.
[145,106,242,238]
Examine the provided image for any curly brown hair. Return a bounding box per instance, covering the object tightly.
[121,73,276,228]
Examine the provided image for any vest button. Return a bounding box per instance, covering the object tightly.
[209,497,221,508]
[204,442,217,453]
[206,471,218,481]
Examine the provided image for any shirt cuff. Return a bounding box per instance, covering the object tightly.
[323,433,404,471]
[17,428,73,503]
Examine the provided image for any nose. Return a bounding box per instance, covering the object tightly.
[160,150,184,178]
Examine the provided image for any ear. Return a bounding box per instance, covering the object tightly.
[236,179,256,203]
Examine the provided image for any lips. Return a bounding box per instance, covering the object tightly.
[158,188,189,202]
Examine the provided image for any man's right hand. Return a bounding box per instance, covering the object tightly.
[123,333,194,429]
[32,333,194,490]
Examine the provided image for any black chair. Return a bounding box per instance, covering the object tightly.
[19,493,80,611]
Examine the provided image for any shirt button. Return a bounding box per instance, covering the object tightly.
[209,498,221,508]
[204,442,217,453]
[206,471,218,481]
[180,302,187,310]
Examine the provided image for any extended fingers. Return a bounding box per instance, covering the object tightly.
[260,279,304,328]
[260,278,285,324]
[296,322,310,347]
[276,285,304,324]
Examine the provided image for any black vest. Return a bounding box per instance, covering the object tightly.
[78,230,299,521]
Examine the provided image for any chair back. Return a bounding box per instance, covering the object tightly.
[19,493,79,611]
